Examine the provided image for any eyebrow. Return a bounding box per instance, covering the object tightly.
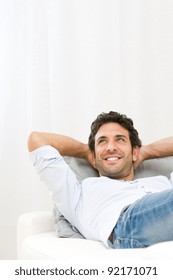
[115,134,127,139]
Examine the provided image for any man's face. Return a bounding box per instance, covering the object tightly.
[93,122,139,180]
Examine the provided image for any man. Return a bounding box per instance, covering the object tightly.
[28,111,173,249]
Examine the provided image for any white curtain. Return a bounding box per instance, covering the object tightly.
[1,0,173,259]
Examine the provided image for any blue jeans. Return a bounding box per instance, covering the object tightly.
[113,189,173,249]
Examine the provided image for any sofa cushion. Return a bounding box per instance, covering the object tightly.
[20,230,173,260]
[19,232,148,260]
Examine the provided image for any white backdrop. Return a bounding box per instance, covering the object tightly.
[0,0,173,259]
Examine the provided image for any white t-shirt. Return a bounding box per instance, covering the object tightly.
[30,145,173,248]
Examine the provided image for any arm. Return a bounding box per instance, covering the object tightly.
[28,132,84,224]
[134,137,173,169]
[28,131,93,162]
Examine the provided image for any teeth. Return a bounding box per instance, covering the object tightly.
[107,157,118,161]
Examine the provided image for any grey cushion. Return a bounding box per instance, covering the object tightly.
[64,156,99,183]
[53,156,173,238]
[53,204,84,239]
[134,156,173,179]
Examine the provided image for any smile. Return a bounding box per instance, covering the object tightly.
[106,157,119,161]
[103,154,122,162]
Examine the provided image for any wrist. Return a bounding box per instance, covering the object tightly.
[141,145,150,160]
[141,144,160,160]
[82,144,91,160]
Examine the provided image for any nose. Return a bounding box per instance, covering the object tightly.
[106,140,117,152]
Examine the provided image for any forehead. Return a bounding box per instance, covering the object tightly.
[95,122,129,139]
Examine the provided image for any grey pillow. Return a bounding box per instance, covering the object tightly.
[64,156,99,183]
[53,156,173,238]
[134,156,173,179]
[53,204,84,239]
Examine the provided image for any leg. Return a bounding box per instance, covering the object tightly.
[113,189,173,249]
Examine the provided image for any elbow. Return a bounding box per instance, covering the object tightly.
[28,131,41,152]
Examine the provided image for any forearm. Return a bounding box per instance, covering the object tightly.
[28,131,89,160]
[142,137,173,161]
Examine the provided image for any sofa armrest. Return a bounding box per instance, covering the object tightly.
[17,211,54,259]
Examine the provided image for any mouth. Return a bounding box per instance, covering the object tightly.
[104,155,122,162]
[106,157,119,161]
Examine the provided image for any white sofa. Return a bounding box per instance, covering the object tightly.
[17,156,173,260]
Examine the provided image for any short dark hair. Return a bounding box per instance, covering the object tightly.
[88,111,142,152]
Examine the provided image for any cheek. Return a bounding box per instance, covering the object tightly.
[94,147,102,157]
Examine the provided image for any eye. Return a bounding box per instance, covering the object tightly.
[98,139,106,145]
[117,137,126,142]
[99,139,105,144]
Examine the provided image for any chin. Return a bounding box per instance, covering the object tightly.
[101,171,121,179]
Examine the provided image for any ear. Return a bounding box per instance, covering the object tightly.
[132,146,140,162]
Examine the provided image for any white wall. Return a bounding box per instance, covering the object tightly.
[0,0,173,259]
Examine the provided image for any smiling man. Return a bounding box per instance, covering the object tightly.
[28,111,173,249]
